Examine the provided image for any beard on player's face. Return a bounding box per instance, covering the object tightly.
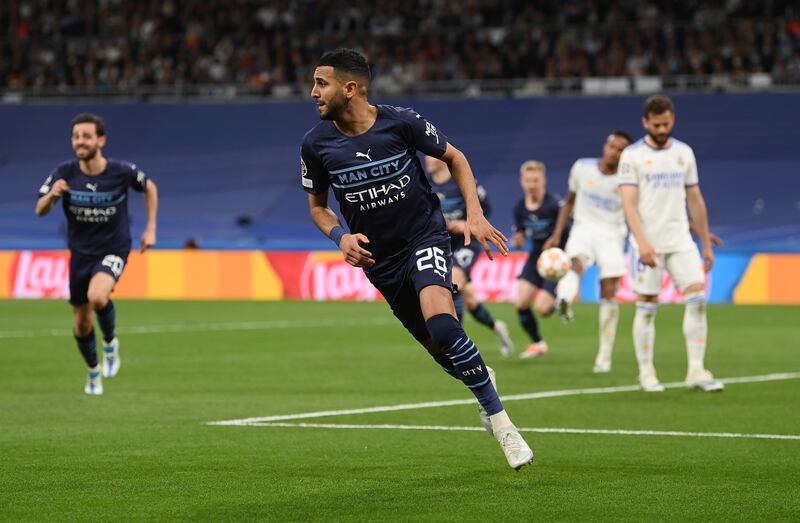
[319,91,347,121]
[73,144,98,160]
[647,129,670,146]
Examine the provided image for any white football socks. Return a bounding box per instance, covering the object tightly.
[489,410,514,433]
[633,302,658,377]
[596,299,619,366]
[556,269,580,303]
[683,291,708,375]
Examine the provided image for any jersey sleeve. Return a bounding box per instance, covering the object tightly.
[127,163,149,192]
[616,149,638,186]
[684,147,699,187]
[396,107,449,159]
[300,136,328,195]
[38,166,67,198]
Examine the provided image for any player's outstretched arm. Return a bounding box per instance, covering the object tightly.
[35,179,70,216]
[140,179,158,252]
[544,191,575,250]
[686,185,714,271]
[619,185,657,268]
[440,143,508,260]
[308,193,374,268]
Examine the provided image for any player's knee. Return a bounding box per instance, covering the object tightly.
[74,318,93,336]
[425,313,464,353]
[535,302,553,317]
[87,289,109,310]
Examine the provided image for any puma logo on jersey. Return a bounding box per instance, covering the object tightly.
[355,149,372,161]
[86,183,98,192]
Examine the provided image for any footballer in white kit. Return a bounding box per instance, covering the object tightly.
[617,95,723,393]
[547,131,631,373]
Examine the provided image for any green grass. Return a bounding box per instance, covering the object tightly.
[0,299,798,521]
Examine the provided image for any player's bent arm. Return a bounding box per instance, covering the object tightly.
[440,143,483,216]
[308,192,341,236]
[140,180,159,251]
[35,179,69,216]
[685,185,711,250]
[35,193,58,216]
[547,191,575,247]
[440,143,508,257]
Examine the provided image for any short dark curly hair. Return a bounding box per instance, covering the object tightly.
[318,48,371,84]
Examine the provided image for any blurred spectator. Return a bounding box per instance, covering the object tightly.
[1,0,798,95]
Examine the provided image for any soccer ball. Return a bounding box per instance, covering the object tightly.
[536,247,571,282]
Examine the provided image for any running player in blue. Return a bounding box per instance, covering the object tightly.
[301,48,533,470]
[512,160,566,359]
[36,113,159,395]
[426,155,515,358]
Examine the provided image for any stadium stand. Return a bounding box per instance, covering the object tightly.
[1,1,799,98]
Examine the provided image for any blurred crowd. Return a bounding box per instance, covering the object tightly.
[2,0,799,94]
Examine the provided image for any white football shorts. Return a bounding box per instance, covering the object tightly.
[565,225,626,279]
[629,240,705,295]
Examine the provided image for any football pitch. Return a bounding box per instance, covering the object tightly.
[1,299,798,521]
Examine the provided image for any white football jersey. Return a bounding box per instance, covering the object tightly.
[568,158,626,237]
[617,138,698,252]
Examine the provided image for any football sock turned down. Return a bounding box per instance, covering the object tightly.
[74,329,98,368]
[633,302,658,377]
[426,313,503,416]
[468,303,496,329]
[96,300,116,343]
[683,291,708,375]
[517,307,542,343]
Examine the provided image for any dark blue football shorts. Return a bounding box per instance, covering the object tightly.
[69,250,129,306]
[518,247,557,296]
[367,234,456,342]
[450,236,483,281]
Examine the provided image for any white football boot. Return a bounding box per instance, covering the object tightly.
[494,425,534,470]
[557,297,574,323]
[686,369,724,392]
[102,337,120,378]
[493,320,515,358]
[592,360,612,374]
[85,365,103,395]
[639,372,665,392]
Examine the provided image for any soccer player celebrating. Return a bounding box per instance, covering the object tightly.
[301,48,533,470]
[425,155,514,358]
[512,161,565,359]
[36,113,158,395]
[618,95,723,392]
[544,131,632,373]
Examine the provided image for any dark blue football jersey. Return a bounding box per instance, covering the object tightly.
[38,158,148,256]
[430,174,491,249]
[301,105,450,272]
[512,192,563,251]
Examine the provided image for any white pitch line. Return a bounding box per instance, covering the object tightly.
[207,371,800,426]
[241,422,800,441]
[0,317,396,339]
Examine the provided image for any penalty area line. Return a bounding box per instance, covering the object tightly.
[235,422,800,441]
[207,371,800,426]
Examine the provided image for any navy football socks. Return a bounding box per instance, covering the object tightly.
[469,303,496,329]
[74,329,98,368]
[426,313,503,416]
[518,307,542,343]
[96,300,116,343]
